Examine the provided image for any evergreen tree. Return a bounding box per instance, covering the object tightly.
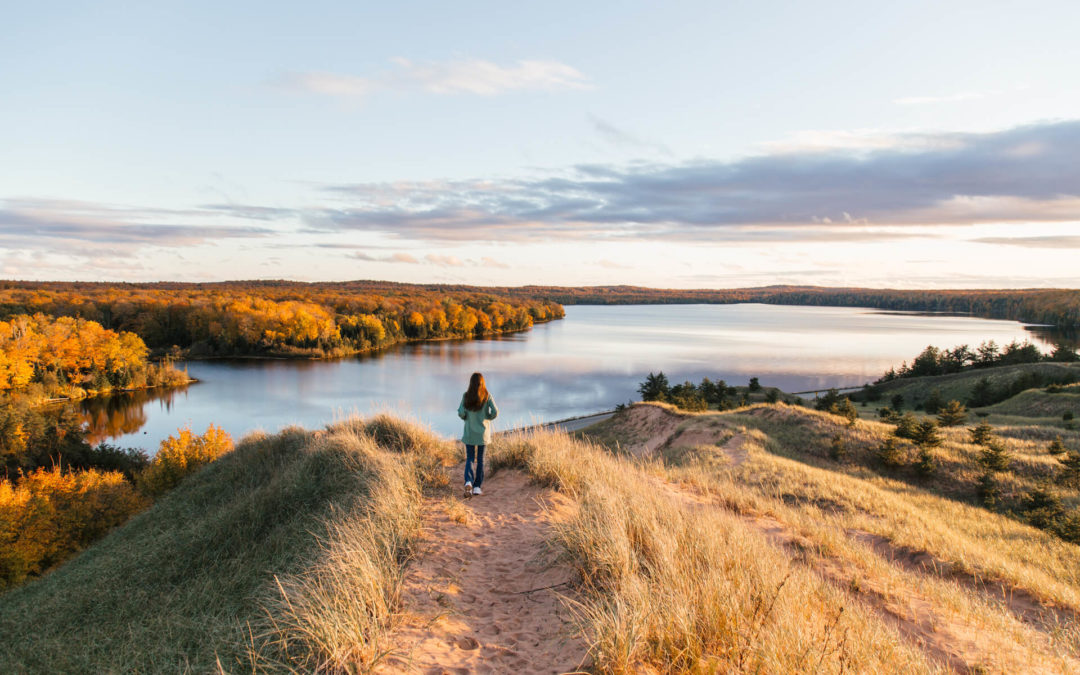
[815,388,842,412]
[894,412,920,440]
[969,377,994,407]
[923,387,944,414]
[890,393,904,411]
[829,433,847,461]
[765,388,780,403]
[914,445,937,477]
[976,470,1000,507]
[1050,343,1080,362]
[876,437,905,468]
[936,400,967,427]
[1059,451,1080,489]
[831,398,858,426]
[969,421,994,446]
[637,372,670,402]
[1049,437,1066,455]
[977,440,1011,472]
[914,420,943,448]
[748,376,762,392]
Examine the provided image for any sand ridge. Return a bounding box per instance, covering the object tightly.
[378,469,589,674]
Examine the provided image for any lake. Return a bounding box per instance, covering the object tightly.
[78,304,1057,451]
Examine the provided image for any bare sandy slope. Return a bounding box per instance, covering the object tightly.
[379,470,588,675]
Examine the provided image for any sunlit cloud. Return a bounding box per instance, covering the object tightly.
[274,57,591,100]
[972,235,1080,248]
[425,253,464,267]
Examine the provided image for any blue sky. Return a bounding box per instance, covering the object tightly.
[3,1,1079,287]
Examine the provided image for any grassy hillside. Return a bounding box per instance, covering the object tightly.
[3,406,1077,672]
[580,403,1080,671]
[864,361,1080,417]
[0,416,455,673]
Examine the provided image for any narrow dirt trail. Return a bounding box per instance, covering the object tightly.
[378,470,589,675]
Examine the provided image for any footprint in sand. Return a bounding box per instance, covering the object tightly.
[455,635,480,650]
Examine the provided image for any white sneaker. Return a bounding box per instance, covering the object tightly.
[464,482,472,496]
[472,486,483,496]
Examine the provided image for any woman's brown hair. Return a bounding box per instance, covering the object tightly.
[464,372,488,411]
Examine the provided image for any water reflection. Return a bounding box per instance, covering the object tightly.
[70,304,1058,452]
[78,387,185,445]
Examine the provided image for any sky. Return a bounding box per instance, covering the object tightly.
[2,0,1079,288]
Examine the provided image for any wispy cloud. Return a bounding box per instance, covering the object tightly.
[589,114,671,156]
[480,256,510,269]
[275,57,590,100]
[894,91,989,105]
[352,251,420,263]
[351,251,511,268]
[972,235,1080,249]
[0,198,271,255]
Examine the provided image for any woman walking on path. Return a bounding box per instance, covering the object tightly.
[458,372,498,496]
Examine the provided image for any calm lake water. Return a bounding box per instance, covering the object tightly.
[79,304,1056,452]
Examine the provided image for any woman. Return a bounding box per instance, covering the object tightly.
[458,372,498,496]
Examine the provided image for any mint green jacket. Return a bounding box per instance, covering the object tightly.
[458,394,498,445]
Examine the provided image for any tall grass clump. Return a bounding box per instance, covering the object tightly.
[491,428,930,673]
[249,424,446,671]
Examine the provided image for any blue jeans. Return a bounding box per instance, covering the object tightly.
[464,444,485,488]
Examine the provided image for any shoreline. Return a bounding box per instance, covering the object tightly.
[161,315,564,363]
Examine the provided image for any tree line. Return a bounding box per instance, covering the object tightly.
[0,281,564,358]
[876,339,1077,382]
[491,284,1080,329]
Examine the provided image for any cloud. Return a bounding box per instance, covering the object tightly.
[894,91,989,105]
[275,57,590,100]
[597,259,632,269]
[972,235,1080,249]
[352,251,420,263]
[0,198,272,257]
[425,253,464,267]
[589,114,672,155]
[297,120,1080,242]
[480,256,510,269]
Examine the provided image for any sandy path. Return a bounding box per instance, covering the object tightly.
[378,470,589,675]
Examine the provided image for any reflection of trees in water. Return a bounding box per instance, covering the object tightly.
[78,388,181,445]
[1026,325,1079,351]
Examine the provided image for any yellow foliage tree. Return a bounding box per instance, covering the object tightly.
[138,424,234,497]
